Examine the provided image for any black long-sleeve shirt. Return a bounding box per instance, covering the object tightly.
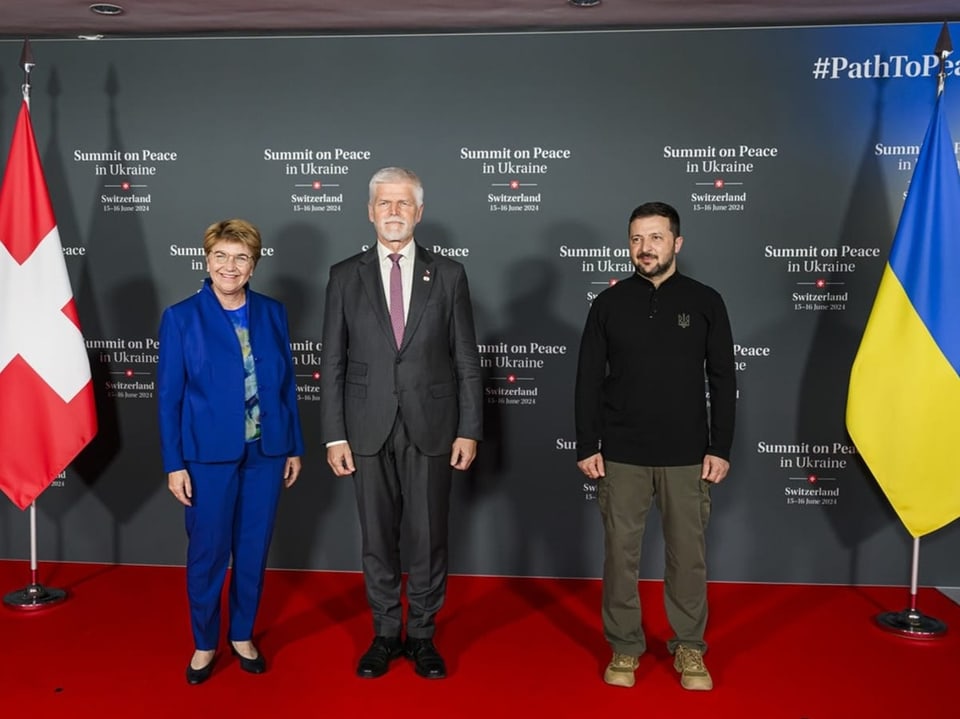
[575,271,736,466]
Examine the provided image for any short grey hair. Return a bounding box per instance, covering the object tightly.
[368,167,424,206]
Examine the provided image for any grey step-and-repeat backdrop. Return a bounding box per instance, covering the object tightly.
[1,23,958,586]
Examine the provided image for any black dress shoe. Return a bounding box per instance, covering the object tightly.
[356,636,403,678]
[185,655,216,685]
[231,643,266,674]
[404,637,447,679]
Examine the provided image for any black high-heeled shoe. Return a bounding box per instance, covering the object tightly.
[185,654,216,685]
[231,643,266,674]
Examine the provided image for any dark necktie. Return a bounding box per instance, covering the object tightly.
[389,253,404,348]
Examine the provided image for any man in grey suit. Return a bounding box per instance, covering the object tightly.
[320,167,483,679]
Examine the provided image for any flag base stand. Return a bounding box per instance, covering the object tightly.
[872,538,948,639]
[3,583,67,611]
[875,608,947,639]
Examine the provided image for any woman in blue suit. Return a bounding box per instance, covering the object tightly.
[158,219,304,685]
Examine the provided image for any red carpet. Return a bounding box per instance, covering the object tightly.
[1,561,957,717]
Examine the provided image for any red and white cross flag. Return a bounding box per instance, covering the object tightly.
[0,99,97,510]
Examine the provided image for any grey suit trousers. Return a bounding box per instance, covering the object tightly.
[353,411,453,639]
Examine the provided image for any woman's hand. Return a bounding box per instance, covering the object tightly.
[168,469,193,506]
[283,456,302,488]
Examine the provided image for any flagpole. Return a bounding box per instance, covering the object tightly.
[2,39,68,612]
[875,537,946,638]
[872,22,954,640]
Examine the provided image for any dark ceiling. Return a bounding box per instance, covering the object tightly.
[1,1,957,38]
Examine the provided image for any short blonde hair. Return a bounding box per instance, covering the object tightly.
[202,219,262,264]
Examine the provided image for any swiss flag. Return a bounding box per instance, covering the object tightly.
[0,99,97,510]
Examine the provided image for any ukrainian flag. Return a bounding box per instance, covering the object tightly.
[846,89,960,538]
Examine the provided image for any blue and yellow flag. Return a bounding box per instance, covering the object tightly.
[846,89,960,538]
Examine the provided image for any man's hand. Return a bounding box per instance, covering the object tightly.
[168,469,193,507]
[327,443,356,476]
[577,453,605,480]
[450,437,478,471]
[701,454,730,483]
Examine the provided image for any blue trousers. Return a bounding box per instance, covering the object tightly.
[184,440,286,650]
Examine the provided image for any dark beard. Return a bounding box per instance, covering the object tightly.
[633,255,674,279]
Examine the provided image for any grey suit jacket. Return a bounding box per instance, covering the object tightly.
[319,243,483,456]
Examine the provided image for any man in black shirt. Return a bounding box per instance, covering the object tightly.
[575,201,736,691]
